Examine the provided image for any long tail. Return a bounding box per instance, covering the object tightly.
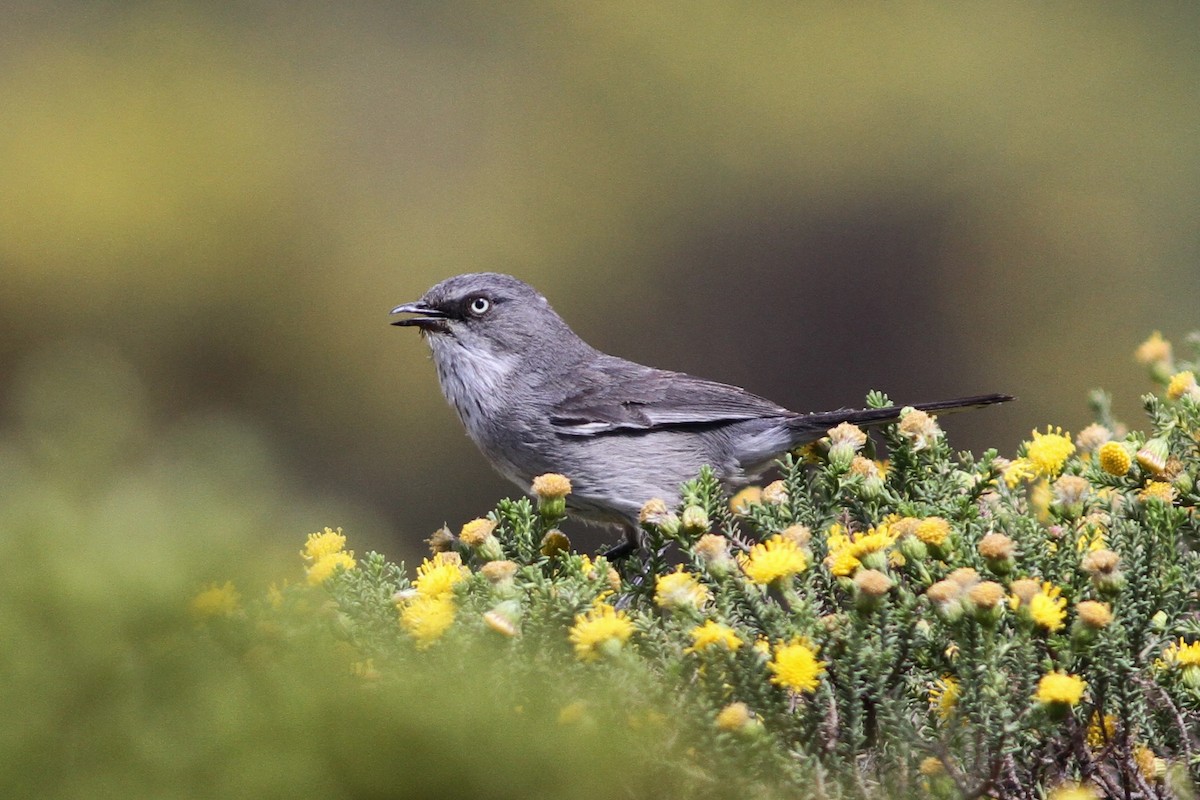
[786,393,1014,446]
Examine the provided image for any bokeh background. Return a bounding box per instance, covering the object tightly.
[4,2,1198,561]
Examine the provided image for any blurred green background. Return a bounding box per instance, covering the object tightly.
[3,2,1198,559]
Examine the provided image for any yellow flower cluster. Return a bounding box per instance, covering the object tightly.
[1162,638,1200,668]
[398,552,471,649]
[824,523,897,577]
[1015,582,1067,633]
[302,527,356,585]
[928,676,959,720]
[767,639,825,693]
[654,566,710,610]
[189,581,240,618]
[739,535,808,585]
[569,603,635,662]
[686,620,743,653]
[1036,671,1086,706]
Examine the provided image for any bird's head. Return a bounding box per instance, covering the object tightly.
[391,273,579,365]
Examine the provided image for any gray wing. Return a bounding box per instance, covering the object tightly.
[548,359,792,437]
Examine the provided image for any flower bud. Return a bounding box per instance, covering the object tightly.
[968,581,1006,624]
[539,529,570,558]
[1051,475,1091,519]
[978,532,1015,575]
[758,480,786,506]
[532,473,572,519]
[827,422,868,470]
[480,559,520,591]
[853,569,892,612]
[1082,549,1124,595]
[680,505,710,536]
[483,600,522,637]
[926,580,963,622]
[639,498,680,536]
[1136,437,1171,478]
[694,533,735,576]
[460,518,504,562]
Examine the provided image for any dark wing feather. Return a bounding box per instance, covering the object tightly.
[549,361,791,436]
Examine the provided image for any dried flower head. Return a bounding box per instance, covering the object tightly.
[948,567,980,588]
[531,473,572,499]
[1074,423,1112,453]
[760,480,789,506]
[778,524,812,547]
[925,580,961,605]
[978,532,1015,561]
[1075,600,1112,629]
[426,526,456,553]
[694,533,735,573]
[1009,578,1042,606]
[459,517,498,547]
[828,421,868,450]
[1081,549,1120,575]
[968,581,1006,610]
[897,408,942,450]
[853,568,892,598]
[480,559,520,584]
[1051,475,1091,511]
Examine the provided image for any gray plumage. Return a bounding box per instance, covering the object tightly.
[392,273,1011,545]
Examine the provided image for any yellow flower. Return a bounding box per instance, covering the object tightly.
[189,581,240,618]
[1096,441,1131,476]
[1029,583,1068,632]
[301,527,348,563]
[557,701,588,725]
[306,551,356,585]
[531,473,572,499]
[1003,458,1037,488]
[569,604,635,662]
[739,536,809,585]
[1036,671,1086,706]
[914,516,951,547]
[399,594,457,649]
[928,676,959,720]
[654,566,710,610]
[767,639,826,693]
[918,756,946,776]
[1134,330,1171,365]
[413,553,469,599]
[1167,370,1197,400]
[686,620,744,653]
[827,550,860,577]
[729,486,762,514]
[1139,481,1176,505]
[714,702,754,732]
[1162,638,1200,668]
[1086,712,1116,749]
[1025,427,1076,477]
[1049,782,1100,800]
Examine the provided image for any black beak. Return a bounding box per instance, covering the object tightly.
[390,301,450,329]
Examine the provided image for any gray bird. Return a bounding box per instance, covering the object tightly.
[391,273,1010,554]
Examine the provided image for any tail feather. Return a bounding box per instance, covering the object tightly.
[787,393,1014,444]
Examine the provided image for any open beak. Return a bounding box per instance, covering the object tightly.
[390,301,450,330]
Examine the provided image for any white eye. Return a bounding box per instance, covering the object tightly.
[468,297,491,316]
